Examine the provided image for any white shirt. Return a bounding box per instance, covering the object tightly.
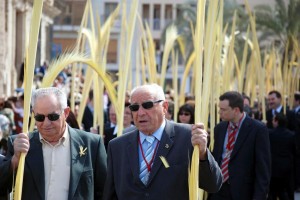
[272,105,283,116]
[295,105,300,113]
[138,120,166,166]
[222,113,246,159]
[40,126,70,200]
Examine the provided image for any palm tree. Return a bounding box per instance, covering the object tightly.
[161,1,197,62]
[160,0,249,63]
[254,0,300,50]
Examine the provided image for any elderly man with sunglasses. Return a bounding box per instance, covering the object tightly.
[0,87,107,200]
[103,83,222,200]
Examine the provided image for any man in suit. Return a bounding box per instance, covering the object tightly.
[0,87,107,200]
[294,92,300,116]
[0,154,9,200]
[104,102,134,150]
[210,91,271,200]
[293,92,300,192]
[266,90,294,130]
[103,84,222,200]
[82,90,94,132]
[268,113,296,200]
[266,90,283,129]
[242,95,253,118]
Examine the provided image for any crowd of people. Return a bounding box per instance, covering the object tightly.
[0,80,300,199]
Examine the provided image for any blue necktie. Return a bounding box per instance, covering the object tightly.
[140,136,155,184]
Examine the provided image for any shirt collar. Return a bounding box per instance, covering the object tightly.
[295,105,300,113]
[139,120,166,143]
[87,103,94,113]
[274,105,282,113]
[113,125,118,135]
[229,112,246,129]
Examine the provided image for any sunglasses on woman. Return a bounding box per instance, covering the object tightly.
[34,111,63,122]
[179,112,191,116]
[129,100,163,112]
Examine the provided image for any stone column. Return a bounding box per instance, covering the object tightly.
[161,4,165,29]
[0,0,5,97]
[149,3,153,30]
[13,0,28,89]
[40,18,47,66]
[40,15,53,66]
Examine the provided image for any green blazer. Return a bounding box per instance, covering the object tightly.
[0,126,107,200]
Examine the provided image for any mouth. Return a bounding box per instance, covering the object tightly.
[139,120,148,124]
[43,127,53,132]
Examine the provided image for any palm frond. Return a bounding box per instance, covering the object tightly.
[254,4,273,13]
[275,0,288,21]
[14,1,44,199]
[160,25,178,87]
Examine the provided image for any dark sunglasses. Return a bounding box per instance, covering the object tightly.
[34,112,63,122]
[179,112,191,116]
[129,100,163,112]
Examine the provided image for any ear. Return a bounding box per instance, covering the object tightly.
[233,107,240,113]
[162,100,169,113]
[63,107,71,118]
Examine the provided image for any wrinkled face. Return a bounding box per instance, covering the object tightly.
[32,94,69,141]
[218,100,236,122]
[123,106,132,128]
[268,93,281,109]
[178,111,192,124]
[130,89,168,135]
[109,106,117,125]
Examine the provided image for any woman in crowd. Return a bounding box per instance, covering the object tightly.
[177,103,195,124]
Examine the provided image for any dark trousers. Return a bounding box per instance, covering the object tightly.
[295,153,300,190]
[209,181,232,200]
[0,194,9,200]
[268,177,293,200]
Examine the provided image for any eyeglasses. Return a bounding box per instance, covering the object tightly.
[179,112,191,116]
[34,111,63,122]
[129,100,163,112]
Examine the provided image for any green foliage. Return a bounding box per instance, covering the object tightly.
[161,0,249,63]
[254,0,300,50]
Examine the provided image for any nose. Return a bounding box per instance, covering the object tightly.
[42,116,53,124]
[136,106,147,115]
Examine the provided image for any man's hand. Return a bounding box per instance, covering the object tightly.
[191,123,208,160]
[11,133,30,169]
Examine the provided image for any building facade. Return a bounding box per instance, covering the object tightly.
[53,0,289,92]
[0,0,60,97]
[0,0,290,97]
[52,0,86,57]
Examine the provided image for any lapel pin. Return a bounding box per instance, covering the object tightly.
[79,145,87,157]
[165,144,169,149]
[159,156,170,168]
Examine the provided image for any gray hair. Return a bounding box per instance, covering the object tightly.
[130,83,165,102]
[31,87,68,110]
